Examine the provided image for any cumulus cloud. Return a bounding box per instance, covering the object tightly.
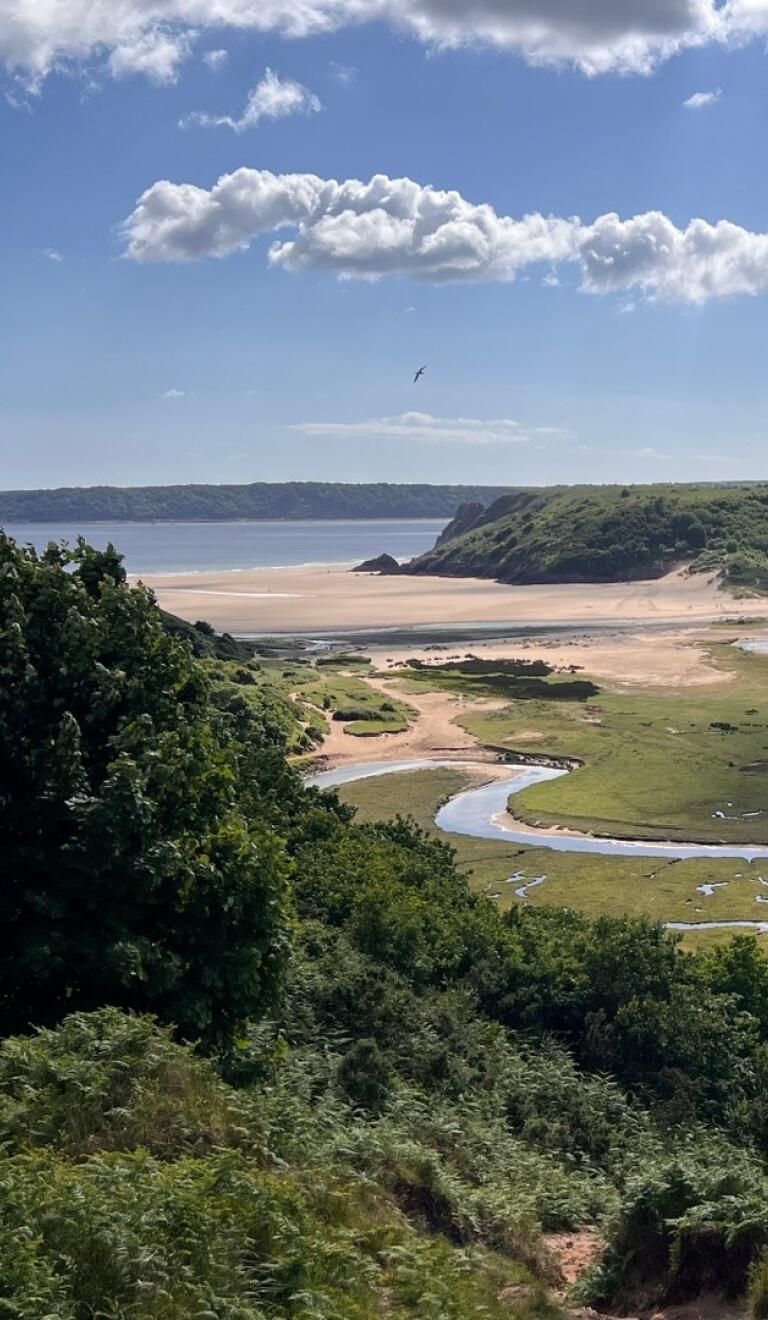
[2,0,765,90]
[683,87,721,108]
[162,387,186,398]
[290,412,556,445]
[120,167,768,305]
[43,247,63,261]
[180,68,321,132]
[121,168,580,279]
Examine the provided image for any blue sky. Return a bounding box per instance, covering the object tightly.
[3,1,768,489]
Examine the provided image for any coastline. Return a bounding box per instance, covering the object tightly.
[141,562,768,636]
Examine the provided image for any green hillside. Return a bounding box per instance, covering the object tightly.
[9,532,768,1315]
[0,481,514,523]
[407,483,768,589]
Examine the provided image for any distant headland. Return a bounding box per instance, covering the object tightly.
[0,481,515,523]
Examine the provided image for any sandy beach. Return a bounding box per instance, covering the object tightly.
[141,563,768,636]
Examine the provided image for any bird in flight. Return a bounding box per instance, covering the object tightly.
[414,364,427,383]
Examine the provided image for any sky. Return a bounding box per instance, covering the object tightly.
[3,0,768,489]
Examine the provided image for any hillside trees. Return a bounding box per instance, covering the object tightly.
[0,533,291,1050]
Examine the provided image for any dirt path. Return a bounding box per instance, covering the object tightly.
[311,672,504,769]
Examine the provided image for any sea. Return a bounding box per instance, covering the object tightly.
[1,519,446,575]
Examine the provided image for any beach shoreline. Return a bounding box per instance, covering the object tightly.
[141,562,768,637]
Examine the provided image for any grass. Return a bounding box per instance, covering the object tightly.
[335,768,768,951]
[287,666,415,738]
[344,716,409,736]
[390,643,768,844]
[317,636,768,941]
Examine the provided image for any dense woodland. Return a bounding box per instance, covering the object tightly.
[409,482,768,590]
[6,532,768,1315]
[0,481,513,523]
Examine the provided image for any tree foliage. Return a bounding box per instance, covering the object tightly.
[0,533,291,1051]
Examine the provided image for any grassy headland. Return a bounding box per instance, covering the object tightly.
[406,482,768,589]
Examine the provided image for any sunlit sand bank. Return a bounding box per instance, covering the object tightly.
[141,564,766,637]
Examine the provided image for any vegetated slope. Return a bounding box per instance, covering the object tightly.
[0,481,515,522]
[9,532,768,1315]
[407,483,768,587]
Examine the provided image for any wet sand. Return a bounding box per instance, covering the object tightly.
[141,564,766,636]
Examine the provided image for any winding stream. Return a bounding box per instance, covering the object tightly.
[306,758,768,933]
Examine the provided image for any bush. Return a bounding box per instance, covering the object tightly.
[332,706,381,722]
[337,1038,391,1113]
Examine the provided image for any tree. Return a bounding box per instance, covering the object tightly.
[0,534,291,1052]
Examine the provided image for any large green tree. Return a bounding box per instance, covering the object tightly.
[0,534,290,1051]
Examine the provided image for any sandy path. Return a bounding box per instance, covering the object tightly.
[311,673,505,769]
[141,564,767,635]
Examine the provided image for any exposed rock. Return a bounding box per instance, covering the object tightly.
[434,501,486,546]
[351,553,400,574]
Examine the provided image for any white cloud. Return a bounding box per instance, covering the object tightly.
[577,210,768,302]
[121,167,768,306]
[180,67,320,132]
[2,0,767,91]
[121,168,581,277]
[202,47,228,70]
[43,247,63,261]
[290,412,559,445]
[162,387,186,398]
[683,87,721,108]
[107,28,195,83]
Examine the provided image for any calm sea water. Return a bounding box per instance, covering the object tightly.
[2,519,446,575]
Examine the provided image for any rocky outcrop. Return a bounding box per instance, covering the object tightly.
[434,501,486,546]
[351,552,401,574]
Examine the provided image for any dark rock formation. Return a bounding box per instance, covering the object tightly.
[351,552,401,574]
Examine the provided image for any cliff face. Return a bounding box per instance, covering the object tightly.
[434,502,486,547]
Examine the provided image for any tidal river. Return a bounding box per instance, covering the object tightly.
[306,758,768,933]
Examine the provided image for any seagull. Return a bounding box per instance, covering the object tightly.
[413,364,427,383]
